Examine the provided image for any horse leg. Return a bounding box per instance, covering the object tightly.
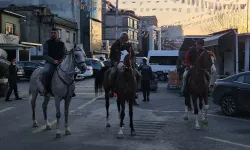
[129,98,136,136]
[192,94,200,130]
[183,93,190,120]
[117,99,125,138]
[30,90,38,127]
[203,91,209,125]
[55,97,61,138]
[64,97,72,135]
[105,90,111,127]
[117,96,121,120]
[199,95,205,120]
[42,95,51,130]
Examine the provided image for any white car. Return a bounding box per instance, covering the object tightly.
[76,66,93,80]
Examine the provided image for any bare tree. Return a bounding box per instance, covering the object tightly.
[201,9,247,34]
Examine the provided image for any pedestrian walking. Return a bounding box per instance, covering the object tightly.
[138,57,153,102]
[5,58,22,102]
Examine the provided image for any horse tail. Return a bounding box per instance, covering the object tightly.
[94,66,108,95]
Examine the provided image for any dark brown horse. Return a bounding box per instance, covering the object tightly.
[95,54,137,138]
[184,49,213,130]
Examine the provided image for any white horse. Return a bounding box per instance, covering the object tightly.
[29,45,87,138]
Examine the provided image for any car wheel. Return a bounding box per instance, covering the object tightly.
[220,96,239,116]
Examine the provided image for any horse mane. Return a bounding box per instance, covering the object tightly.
[123,54,132,71]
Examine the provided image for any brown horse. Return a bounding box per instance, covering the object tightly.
[95,54,137,138]
[185,49,212,130]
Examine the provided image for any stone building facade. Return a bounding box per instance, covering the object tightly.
[102,0,139,53]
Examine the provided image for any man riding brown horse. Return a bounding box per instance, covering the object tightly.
[183,39,214,129]
[109,32,139,106]
[183,39,211,95]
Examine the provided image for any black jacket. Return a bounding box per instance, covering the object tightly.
[138,64,153,81]
[8,63,17,83]
[43,39,67,64]
[109,40,135,64]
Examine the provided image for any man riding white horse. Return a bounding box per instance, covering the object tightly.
[109,32,140,106]
[41,28,75,97]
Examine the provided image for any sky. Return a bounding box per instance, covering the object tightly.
[109,0,246,35]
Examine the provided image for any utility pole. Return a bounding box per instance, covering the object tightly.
[115,0,119,40]
[247,0,249,32]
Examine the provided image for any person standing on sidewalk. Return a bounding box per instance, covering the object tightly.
[138,57,153,102]
[5,58,22,102]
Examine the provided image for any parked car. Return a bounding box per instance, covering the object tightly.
[16,61,44,79]
[85,58,104,76]
[212,71,250,116]
[76,66,93,80]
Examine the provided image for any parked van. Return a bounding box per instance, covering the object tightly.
[147,50,179,73]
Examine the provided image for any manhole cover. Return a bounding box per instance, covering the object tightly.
[104,120,166,140]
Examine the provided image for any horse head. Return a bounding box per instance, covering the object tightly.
[71,44,87,73]
[123,53,132,70]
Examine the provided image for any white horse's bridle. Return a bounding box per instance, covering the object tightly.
[211,56,216,74]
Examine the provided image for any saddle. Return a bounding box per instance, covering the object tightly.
[39,67,75,97]
[184,69,210,93]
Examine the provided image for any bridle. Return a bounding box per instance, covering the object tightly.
[56,47,86,97]
[72,48,86,66]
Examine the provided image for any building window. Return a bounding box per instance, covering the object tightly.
[128,18,133,28]
[73,33,76,43]
[57,29,62,39]
[5,23,15,35]
[134,20,138,29]
[134,32,138,41]
[66,31,70,42]
[128,30,133,40]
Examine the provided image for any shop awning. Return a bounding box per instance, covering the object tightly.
[0,43,34,50]
[204,31,231,47]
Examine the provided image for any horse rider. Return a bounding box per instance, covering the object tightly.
[182,39,210,93]
[41,28,76,97]
[138,57,153,102]
[109,32,139,106]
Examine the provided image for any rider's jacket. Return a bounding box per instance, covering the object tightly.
[43,39,67,64]
[110,39,135,65]
[138,64,153,81]
[185,47,205,68]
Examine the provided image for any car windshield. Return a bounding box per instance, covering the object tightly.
[149,56,178,65]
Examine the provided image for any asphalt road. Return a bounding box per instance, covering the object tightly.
[1,79,250,150]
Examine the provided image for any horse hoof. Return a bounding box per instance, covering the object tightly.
[106,123,111,128]
[33,123,38,128]
[203,120,208,126]
[65,130,71,135]
[46,125,51,130]
[117,134,123,139]
[56,133,61,138]
[131,130,136,136]
[195,126,201,130]
[183,116,188,120]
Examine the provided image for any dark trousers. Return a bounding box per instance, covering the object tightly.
[41,63,57,92]
[141,80,150,100]
[5,81,19,100]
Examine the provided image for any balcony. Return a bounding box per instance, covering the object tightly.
[0,33,19,44]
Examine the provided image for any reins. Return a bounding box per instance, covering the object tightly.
[55,47,86,97]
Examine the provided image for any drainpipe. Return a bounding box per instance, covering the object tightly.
[234,29,239,74]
